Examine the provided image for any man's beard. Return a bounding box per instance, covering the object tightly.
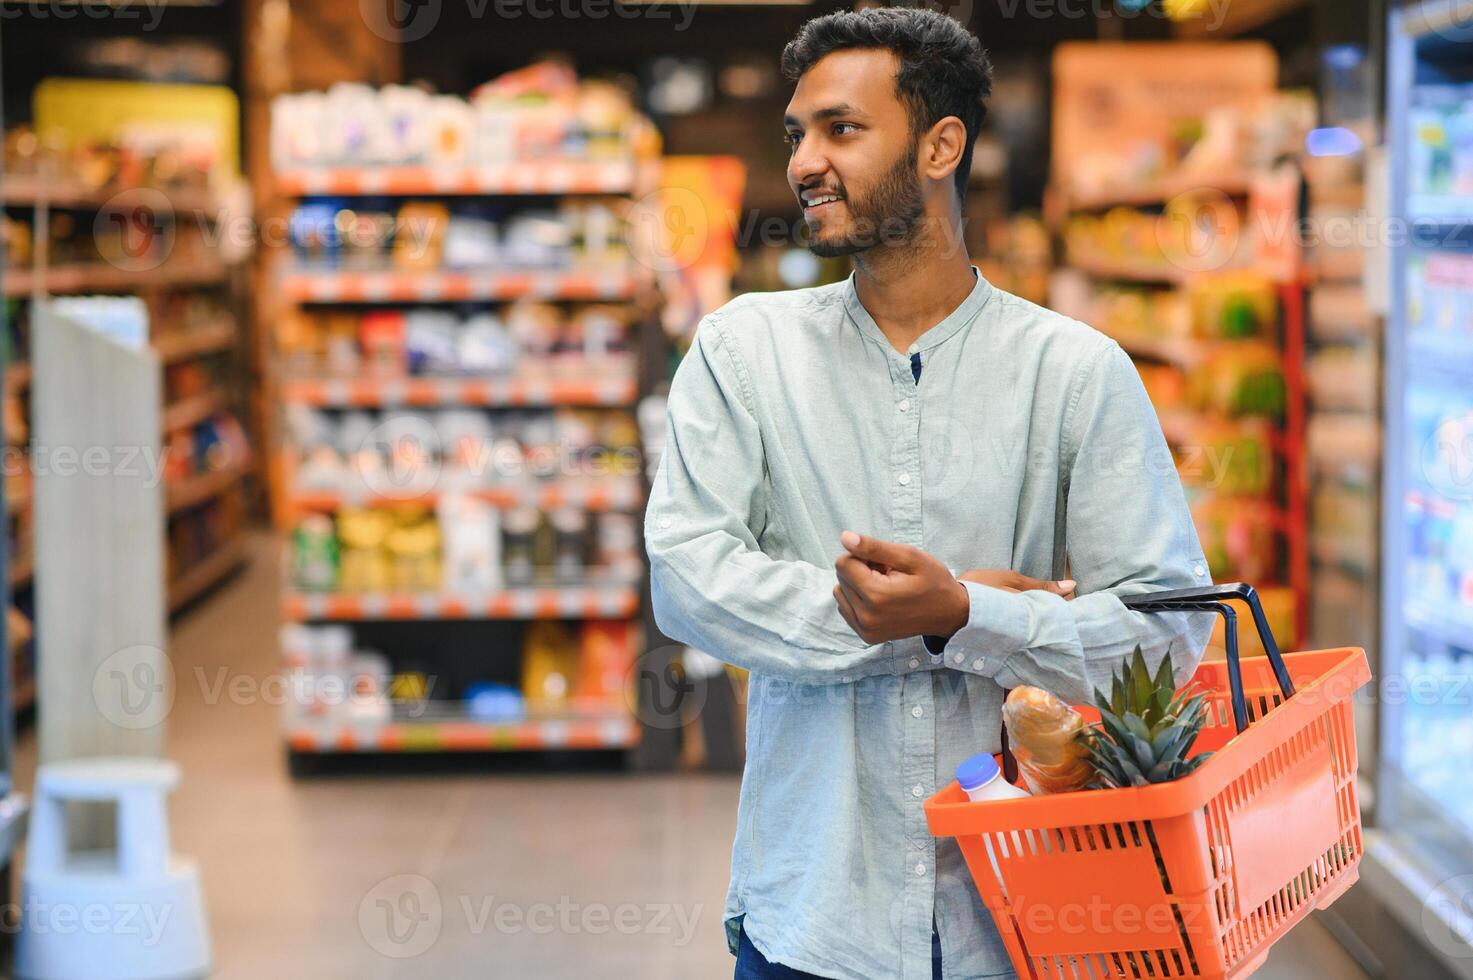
[807,145,926,259]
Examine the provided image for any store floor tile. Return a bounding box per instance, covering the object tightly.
[10,532,1371,979]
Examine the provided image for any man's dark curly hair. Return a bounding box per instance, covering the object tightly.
[781,8,993,200]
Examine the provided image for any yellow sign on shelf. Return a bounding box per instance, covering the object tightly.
[34,78,240,180]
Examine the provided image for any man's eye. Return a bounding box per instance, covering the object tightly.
[833,123,858,136]
[784,132,801,148]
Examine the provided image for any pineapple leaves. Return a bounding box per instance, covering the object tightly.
[1081,643,1209,790]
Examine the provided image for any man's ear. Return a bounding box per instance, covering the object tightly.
[920,115,967,186]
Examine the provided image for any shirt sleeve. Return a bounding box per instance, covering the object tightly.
[644,314,907,685]
[928,341,1216,704]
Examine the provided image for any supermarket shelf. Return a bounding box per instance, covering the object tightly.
[281,582,641,621]
[1404,600,1473,653]
[1102,330,1206,369]
[9,550,33,589]
[1062,171,1253,212]
[1408,330,1473,387]
[276,159,637,197]
[285,711,640,754]
[162,389,225,432]
[168,534,249,611]
[154,321,237,363]
[167,460,250,514]
[290,476,643,513]
[1407,193,1473,226]
[280,266,639,304]
[279,365,637,407]
[10,549,33,588]
[1067,251,1190,285]
[1312,539,1375,579]
[4,258,229,297]
[3,173,230,219]
[6,481,30,515]
[12,676,35,713]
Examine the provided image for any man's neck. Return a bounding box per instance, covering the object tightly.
[851,223,977,355]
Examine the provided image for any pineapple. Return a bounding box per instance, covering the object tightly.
[1078,646,1211,789]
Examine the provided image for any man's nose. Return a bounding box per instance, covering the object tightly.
[788,137,829,189]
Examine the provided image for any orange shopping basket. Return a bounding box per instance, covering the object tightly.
[925,583,1371,980]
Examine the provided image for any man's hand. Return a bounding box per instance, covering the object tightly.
[832,531,970,643]
[957,569,1076,599]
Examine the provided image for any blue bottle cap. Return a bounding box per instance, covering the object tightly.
[956,753,1000,792]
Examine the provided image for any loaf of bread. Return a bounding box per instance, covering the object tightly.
[1001,686,1092,795]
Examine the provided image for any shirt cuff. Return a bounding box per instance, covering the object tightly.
[929,581,1033,677]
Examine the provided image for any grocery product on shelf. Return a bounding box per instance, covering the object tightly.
[439,493,502,592]
[277,302,633,376]
[285,199,629,272]
[287,503,633,594]
[270,69,659,173]
[521,620,581,710]
[285,405,640,499]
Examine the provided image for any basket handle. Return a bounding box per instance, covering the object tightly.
[1119,582,1296,733]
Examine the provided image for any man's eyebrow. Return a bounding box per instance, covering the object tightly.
[783,103,867,127]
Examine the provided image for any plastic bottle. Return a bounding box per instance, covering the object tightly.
[956,753,1031,802]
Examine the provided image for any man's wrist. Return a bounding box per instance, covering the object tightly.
[933,579,970,639]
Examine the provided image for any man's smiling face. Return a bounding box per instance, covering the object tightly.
[784,47,926,258]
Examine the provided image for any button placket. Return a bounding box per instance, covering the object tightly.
[891,361,936,980]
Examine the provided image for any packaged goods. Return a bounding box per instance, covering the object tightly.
[1001,686,1093,795]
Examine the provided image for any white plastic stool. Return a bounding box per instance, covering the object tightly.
[17,758,211,980]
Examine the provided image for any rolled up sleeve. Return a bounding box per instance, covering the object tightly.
[645,315,907,685]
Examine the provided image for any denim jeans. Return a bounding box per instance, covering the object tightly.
[735,921,943,979]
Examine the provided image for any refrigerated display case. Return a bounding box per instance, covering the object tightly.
[1359,3,1473,974]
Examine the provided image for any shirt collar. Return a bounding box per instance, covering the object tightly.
[842,265,993,358]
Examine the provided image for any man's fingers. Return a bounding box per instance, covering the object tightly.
[834,554,884,595]
[837,577,872,614]
[957,569,1077,598]
[833,585,863,635]
[840,531,919,573]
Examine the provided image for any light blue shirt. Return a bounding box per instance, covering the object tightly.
[645,269,1214,979]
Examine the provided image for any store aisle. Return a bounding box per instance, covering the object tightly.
[12,533,1368,979]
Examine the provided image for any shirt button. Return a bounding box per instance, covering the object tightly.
[897,472,911,486]
[911,705,923,718]
[898,398,911,412]
[908,657,919,669]
[915,862,926,877]
[973,658,986,671]
[952,653,964,665]
[1193,564,1206,577]
[660,516,672,529]
[912,784,924,798]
